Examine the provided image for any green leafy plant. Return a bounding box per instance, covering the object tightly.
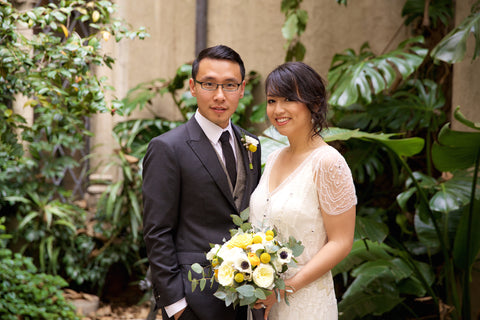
[0,0,147,295]
[430,3,480,63]
[0,217,80,320]
[281,0,308,61]
[327,37,428,107]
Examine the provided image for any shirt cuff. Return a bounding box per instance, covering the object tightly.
[165,298,188,318]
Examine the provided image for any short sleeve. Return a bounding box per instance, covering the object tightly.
[313,147,357,215]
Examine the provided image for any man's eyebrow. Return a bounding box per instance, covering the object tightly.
[198,76,239,82]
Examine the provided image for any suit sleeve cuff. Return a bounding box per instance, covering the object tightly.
[165,298,187,318]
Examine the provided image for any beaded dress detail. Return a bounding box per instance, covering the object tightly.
[249,145,357,320]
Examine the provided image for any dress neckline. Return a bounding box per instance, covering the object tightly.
[267,145,329,195]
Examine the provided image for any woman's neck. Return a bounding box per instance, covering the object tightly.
[286,134,325,154]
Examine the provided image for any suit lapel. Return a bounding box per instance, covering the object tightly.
[232,125,254,210]
[186,118,237,210]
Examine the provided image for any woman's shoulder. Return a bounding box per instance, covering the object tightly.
[311,144,349,168]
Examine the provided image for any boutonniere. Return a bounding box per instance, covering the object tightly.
[241,134,258,170]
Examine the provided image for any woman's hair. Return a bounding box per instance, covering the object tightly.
[192,45,245,81]
[265,61,328,137]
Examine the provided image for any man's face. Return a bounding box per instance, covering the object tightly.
[189,58,245,129]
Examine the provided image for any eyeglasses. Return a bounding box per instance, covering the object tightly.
[194,80,241,92]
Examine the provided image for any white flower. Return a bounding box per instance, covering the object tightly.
[218,246,244,264]
[271,258,284,272]
[206,244,221,260]
[252,263,275,289]
[276,247,293,264]
[244,135,259,147]
[217,262,235,287]
[234,254,252,274]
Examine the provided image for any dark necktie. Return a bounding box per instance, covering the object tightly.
[219,131,237,188]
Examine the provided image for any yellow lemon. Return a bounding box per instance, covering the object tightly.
[234,273,244,283]
[265,230,274,237]
[248,144,257,152]
[212,258,219,267]
[260,253,271,264]
[265,235,274,241]
[253,235,263,244]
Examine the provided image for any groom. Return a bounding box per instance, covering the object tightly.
[142,45,262,320]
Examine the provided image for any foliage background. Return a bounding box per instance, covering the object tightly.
[1,0,479,319]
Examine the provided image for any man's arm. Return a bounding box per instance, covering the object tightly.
[142,137,185,308]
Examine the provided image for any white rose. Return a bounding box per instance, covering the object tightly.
[217,262,235,287]
[252,263,275,289]
[244,135,259,147]
[276,247,293,264]
[206,244,221,260]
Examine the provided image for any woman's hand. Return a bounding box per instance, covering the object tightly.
[253,290,278,320]
[253,284,295,320]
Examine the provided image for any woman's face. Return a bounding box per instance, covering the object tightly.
[266,95,312,139]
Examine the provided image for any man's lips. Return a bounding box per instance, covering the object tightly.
[211,106,227,113]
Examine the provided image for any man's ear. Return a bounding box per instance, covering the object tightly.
[189,78,196,97]
[239,80,246,98]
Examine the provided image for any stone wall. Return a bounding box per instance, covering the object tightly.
[88,0,478,175]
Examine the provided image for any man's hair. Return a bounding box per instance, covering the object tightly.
[191,45,245,81]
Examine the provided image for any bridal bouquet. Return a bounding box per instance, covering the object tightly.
[189,209,304,308]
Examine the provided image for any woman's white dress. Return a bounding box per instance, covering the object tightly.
[249,145,357,320]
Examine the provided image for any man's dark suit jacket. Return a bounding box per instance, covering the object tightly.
[142,116,262,320]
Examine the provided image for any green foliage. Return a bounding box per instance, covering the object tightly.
[402,0,453,28]
[281,0,308,61]
[0,218,80,320]
[430,4,480,63]
[327,37,428,107]
[0,0,147,295]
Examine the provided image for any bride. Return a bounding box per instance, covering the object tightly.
[249,62,357,320]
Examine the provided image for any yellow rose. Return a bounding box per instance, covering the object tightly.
[227,233,253,249]
[253,263,275,288]
[248,252,260,267]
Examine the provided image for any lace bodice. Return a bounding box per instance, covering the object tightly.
[249,145,356,320]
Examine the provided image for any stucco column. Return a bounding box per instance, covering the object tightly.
[451,0,480,131]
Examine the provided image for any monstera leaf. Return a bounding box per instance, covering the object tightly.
[327,36,427,107]
[431,9,480,63]
[260,126,424,164]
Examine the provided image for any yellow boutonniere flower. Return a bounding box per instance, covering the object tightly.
[241,134,259,170]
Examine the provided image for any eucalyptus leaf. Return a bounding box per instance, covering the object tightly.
[191,263,203,274]
[236,284,255,297]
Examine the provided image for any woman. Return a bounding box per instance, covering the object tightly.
[249,62,357,320]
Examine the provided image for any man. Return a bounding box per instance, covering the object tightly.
[142,45,262,320]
